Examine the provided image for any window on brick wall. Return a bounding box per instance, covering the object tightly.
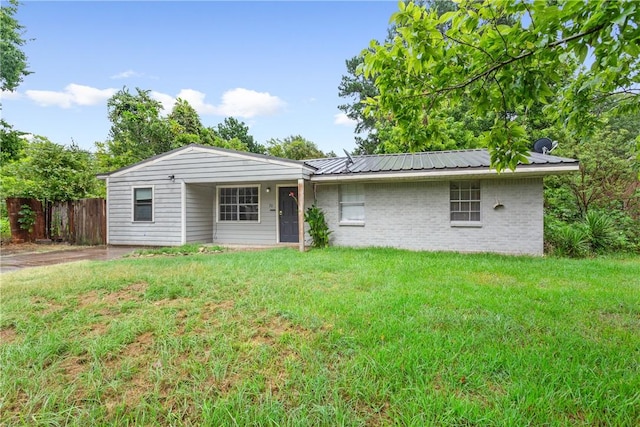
[340,184,364,224]
[450,181,481,222]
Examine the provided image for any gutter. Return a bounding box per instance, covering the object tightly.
[309,164,579,183]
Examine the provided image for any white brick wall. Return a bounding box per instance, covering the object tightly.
[314,178,543,256]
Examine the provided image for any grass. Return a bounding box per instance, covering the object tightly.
[1,247,639,426]
[125,243,225,257]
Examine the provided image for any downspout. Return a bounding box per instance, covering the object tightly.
[105,177,110,245]
[181,180,186,245]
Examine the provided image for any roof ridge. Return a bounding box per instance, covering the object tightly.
[311,148,489,162]
[355,148,487,158]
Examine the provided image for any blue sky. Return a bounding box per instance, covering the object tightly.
[1,1,399,155]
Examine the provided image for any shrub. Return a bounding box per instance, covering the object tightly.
[584,210,617,252]
[0,217,10,240]
[547,222,590,258]
[17,204,36,234]
[604,209,640,253]
[304,204,331,248]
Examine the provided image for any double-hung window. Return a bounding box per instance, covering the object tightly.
[133,187,153,222]
[450,181,481,223]
[218,186,259,222]
[339,184,365,224]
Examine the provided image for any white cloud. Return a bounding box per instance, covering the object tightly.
[26,84,117,108]
[215,88,286,118]
[149,87,286,118]
[334,112,357,126]
[177,89,217,115]
[0,90,22,100]
[111,69,149,79]
[150,91,176,114]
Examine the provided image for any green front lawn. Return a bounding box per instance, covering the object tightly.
[1,248,639,426]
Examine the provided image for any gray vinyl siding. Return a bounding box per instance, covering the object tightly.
[107,179,182,246]
[212,181,312,245]
[116,149,313,183]
[105,147,311,247]
[185,184,214,243]
[314,178,544,255]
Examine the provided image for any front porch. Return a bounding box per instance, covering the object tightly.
[183,179,310,251]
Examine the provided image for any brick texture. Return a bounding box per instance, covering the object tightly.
[314,178,543,256]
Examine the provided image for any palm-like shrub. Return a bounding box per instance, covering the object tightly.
[584,210,617,252]
[548,223,590,258]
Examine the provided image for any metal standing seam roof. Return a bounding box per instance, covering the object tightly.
[304,149,578,176]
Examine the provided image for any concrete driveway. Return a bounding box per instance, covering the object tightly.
[0,246,142,274]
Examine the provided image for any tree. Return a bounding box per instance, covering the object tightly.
[215,117,264,154]
[0,119,26,165]
[266,135,327,160]
[169,98,203,135]
[543,108,640,252]
[96,87,173,170]
[546,110,639,219]
[0,0,31,92]
[361,1,640,171]
[338,55,382,154]
[1,136,102,202]
[168,98,204,147]
[96,90,262,170]
[339,1,467,154]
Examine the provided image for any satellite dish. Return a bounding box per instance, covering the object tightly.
[533,138,558,155]
[343,149,355,166]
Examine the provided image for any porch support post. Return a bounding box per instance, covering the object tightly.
[180,180,186,245]
[297,178,305,252]
[105,177,110,245]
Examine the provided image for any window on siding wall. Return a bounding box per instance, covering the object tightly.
[340,184,365,223]
[450,181,481,222]
[133,187,153,222]
[219,186,259,221]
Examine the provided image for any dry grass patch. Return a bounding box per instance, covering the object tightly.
[0,326,18,344]
[77,282,147,307]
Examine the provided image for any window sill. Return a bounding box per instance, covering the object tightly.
[450,221,482,228]
[339,221,365,227]
[216,221,261,224]
[132,220,154,223]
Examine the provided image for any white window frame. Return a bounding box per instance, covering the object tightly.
[132,185,154,223]
[450,180,481,226]
[339,183,365,226]
[216,184,261,223]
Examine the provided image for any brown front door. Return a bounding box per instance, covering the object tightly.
[278,187,298,243]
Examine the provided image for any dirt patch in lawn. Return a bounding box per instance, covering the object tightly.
[250,314,311,346]
[60,355,90,379]
[77,282,148,309]
[199,300,235,323]
[86,322,110,337]
[32,297,65,315]
[101,331,158,415]
[0,326,19,344]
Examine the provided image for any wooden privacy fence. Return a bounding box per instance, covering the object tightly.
[6,198,46,243]
[6,197,106,245]
[50,198,106,245]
